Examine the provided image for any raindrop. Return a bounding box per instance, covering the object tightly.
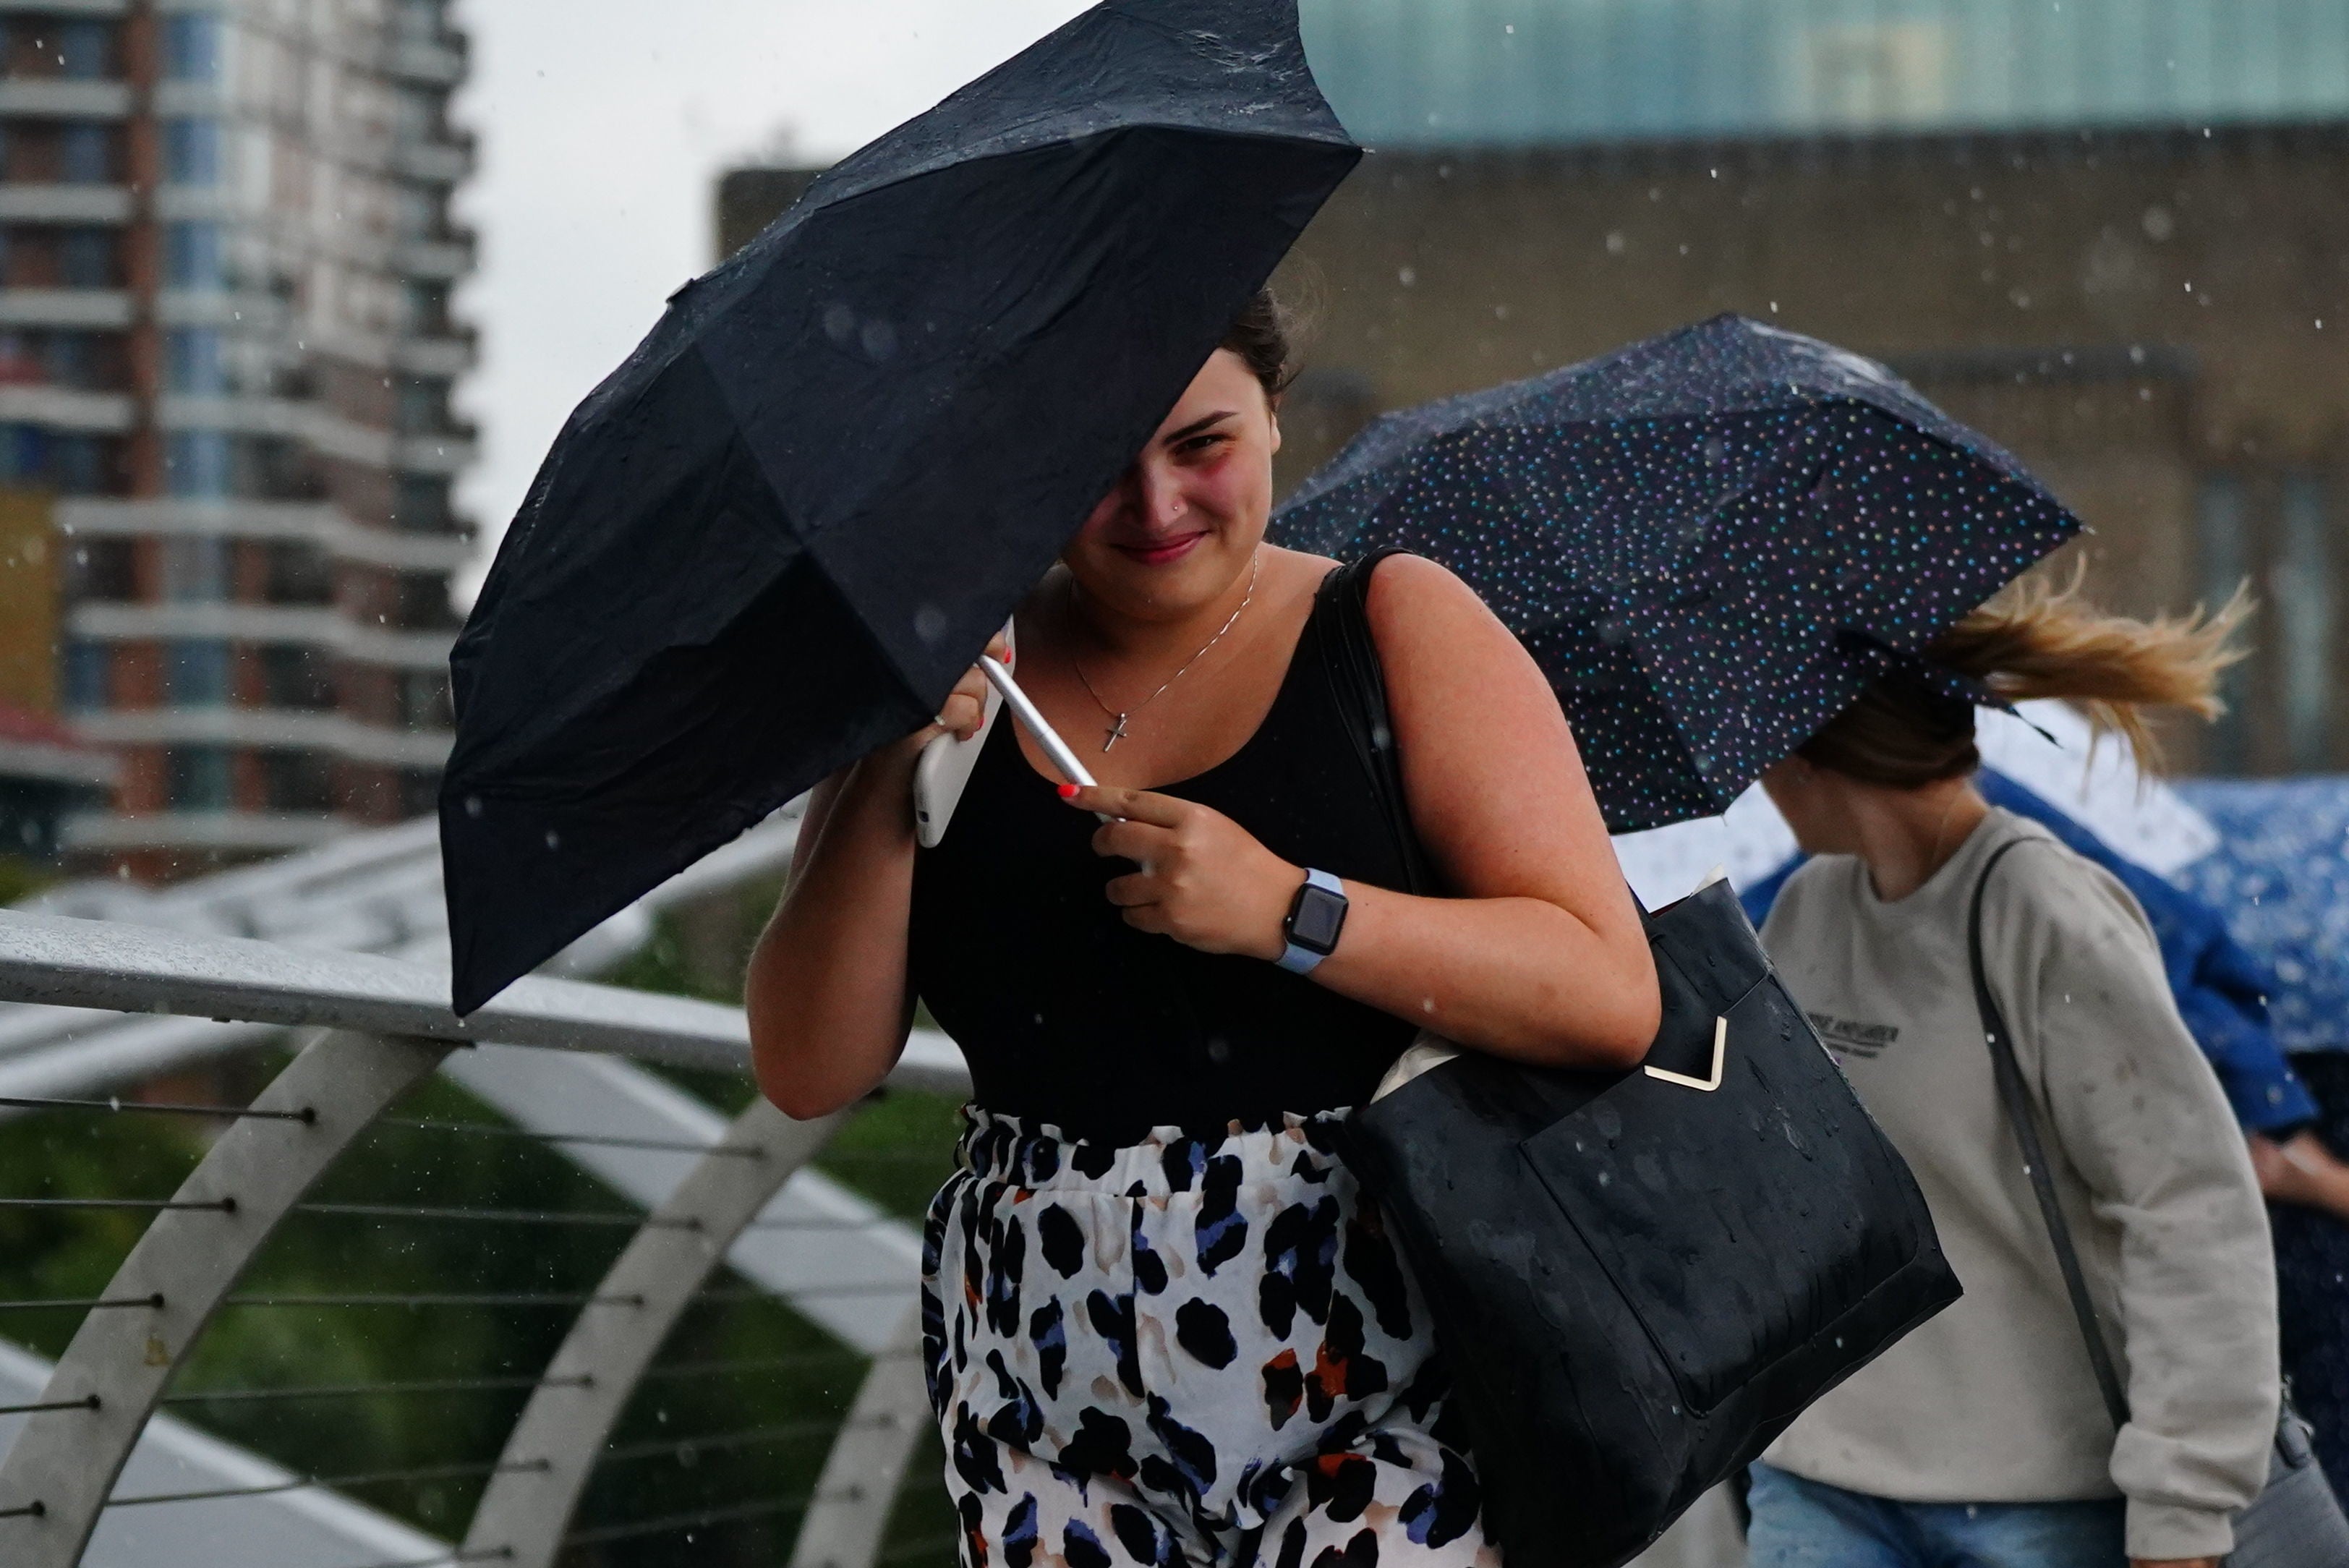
[1604,231,1625,255]
[544,829,560,851]
[913,604,950,643]
[822,303,856,344]
[464,795,482,819]
[860,319,899,361]
[1397,266,1416,287]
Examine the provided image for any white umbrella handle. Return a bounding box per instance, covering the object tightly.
[979,656,1102,796]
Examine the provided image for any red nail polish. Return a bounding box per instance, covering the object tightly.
[1057,783,1079,800]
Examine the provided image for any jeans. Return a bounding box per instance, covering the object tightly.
[1746,1462,2128,1568]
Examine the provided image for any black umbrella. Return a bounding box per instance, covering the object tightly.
[440,0,1359,1013]
[1271,314,2080,834]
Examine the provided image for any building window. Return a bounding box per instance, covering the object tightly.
[163,119,221,187]
[49,433,102,493]
[391,0,443,44]
[393,378,446,434]
[262,541,333,605]
[56,20,111,80]
[166,430,230,498]
[61,642,111,710]
[395,571,453,628]
[2196,472,2252,773]
[0,331,35,384]
[163,14,220,82]
[398,670,451,729]
[397,767,438,818]
[2276,472,2334,771]
[166,639,229,705]
[166,223,223,289]
[61,122,111,184]
[393,475,451,532]
[65,536,136,600]
[0,424,42,483]
[167,328,225,394]
[167,746,231,809]
[262,750,336,812]
[161,536,226,602]
[401,280,451,334]
[260,644,336,709]
[60,228,115,288]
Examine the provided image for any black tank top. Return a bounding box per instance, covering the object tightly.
[908,571,1418,1144]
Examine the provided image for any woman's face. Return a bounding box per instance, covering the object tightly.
[1063,349,1280,623]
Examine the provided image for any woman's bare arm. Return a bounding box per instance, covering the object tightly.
[1071,555,1658,1068]
[745,651,997,1119]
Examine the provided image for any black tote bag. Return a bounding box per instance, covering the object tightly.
[1313,553,1961,1568]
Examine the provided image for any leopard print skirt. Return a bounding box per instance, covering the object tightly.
[921,1107,1498,1568]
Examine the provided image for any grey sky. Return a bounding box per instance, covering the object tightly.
[450,0,1089,597]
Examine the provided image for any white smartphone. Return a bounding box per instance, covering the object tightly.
[913,623,1011,849]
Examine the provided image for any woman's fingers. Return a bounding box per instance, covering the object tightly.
[934,665,992,741]
[1091,817,1175,865]
[1060,785,1189,826]
[1103,871,1158,907]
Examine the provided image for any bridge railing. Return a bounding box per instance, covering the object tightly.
[0,907,971,1568]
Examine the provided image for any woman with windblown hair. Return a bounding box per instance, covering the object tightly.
[1747,578,2275,1568]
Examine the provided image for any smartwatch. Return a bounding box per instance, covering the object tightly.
[1277,868,1349,975]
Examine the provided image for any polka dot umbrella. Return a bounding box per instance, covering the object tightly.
[1271,314,2081,833]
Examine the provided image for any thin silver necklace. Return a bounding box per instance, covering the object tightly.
[1068,552,1261,752]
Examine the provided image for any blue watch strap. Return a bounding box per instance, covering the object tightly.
[1277,868,1346,974]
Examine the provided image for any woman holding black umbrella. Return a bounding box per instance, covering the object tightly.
[747,294,1658,1568]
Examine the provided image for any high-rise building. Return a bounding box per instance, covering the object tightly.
[0,0,476,876]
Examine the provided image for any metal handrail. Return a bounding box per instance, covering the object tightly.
[0,908,968,1091]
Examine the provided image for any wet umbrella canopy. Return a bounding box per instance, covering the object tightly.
[1273,314,2080,833]
[440,0,1359,1013]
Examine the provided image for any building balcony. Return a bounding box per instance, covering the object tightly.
[150,80,229,118]
[66,597,459,671]
[59,807,345,854]
[0,0,129,14]
[391,331,475,377]
[393,231,475,280]
[155,286,291,330]
[383,34,466,87]
[391,135,473,184]
[0,79,132,117]
[0,182,131,223]
[391,430,474,476]
[58,497,478,574]
[0,288,132,328]
[67,704,456,768]
[0,382,132,430]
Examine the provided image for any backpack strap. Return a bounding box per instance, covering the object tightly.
[1309,550,1438,899]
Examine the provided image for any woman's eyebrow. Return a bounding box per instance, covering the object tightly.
[1161,410,1240,444]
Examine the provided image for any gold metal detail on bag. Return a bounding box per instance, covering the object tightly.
[1643,1015,1728,1092]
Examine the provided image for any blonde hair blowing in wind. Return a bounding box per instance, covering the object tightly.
[1799,564,2252,789]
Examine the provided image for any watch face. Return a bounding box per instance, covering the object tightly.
[1288,882,1348,955]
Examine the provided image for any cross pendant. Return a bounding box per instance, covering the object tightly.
[1103,713,1130,752]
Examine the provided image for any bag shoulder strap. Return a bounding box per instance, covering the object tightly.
[1310,550,1438,899]
[1967,835,2133,1431]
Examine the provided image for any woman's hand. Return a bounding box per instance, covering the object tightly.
[918,631,1010,749]
[1063,784,1299,960]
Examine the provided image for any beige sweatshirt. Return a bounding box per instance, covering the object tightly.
[1758,809,2277,1562]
